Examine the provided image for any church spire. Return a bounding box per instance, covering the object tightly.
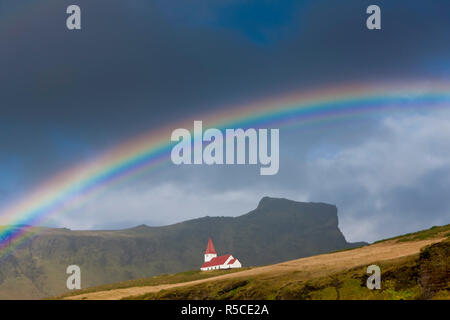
[204,237,217,262]
[205,237,216,254]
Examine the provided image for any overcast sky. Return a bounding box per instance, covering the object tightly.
[1,1,450,242]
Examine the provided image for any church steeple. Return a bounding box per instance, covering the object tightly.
[204,237,217,262]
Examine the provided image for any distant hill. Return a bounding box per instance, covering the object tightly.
[0,197,365,299]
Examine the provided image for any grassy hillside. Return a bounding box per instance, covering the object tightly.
[374,224,450,243]
[55,268,250,299]
[60,224,449,300]
[0,197,364,299]
[126,239,449,300]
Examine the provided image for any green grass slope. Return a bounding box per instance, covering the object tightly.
[374,224,450,243]
[125,239,450,300]
[54,268,250,299]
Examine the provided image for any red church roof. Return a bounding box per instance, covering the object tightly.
[201,254,232,268]
[204,237,216,254]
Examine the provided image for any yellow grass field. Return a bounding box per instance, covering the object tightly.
[65,237,446,300]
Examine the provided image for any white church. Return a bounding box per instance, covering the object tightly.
[200,237,242,271]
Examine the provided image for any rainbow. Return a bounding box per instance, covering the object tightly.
[1,80,450,258]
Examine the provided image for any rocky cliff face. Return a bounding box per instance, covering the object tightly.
[0,197,365,299]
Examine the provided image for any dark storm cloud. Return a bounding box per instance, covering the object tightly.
[3,0,450,124]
